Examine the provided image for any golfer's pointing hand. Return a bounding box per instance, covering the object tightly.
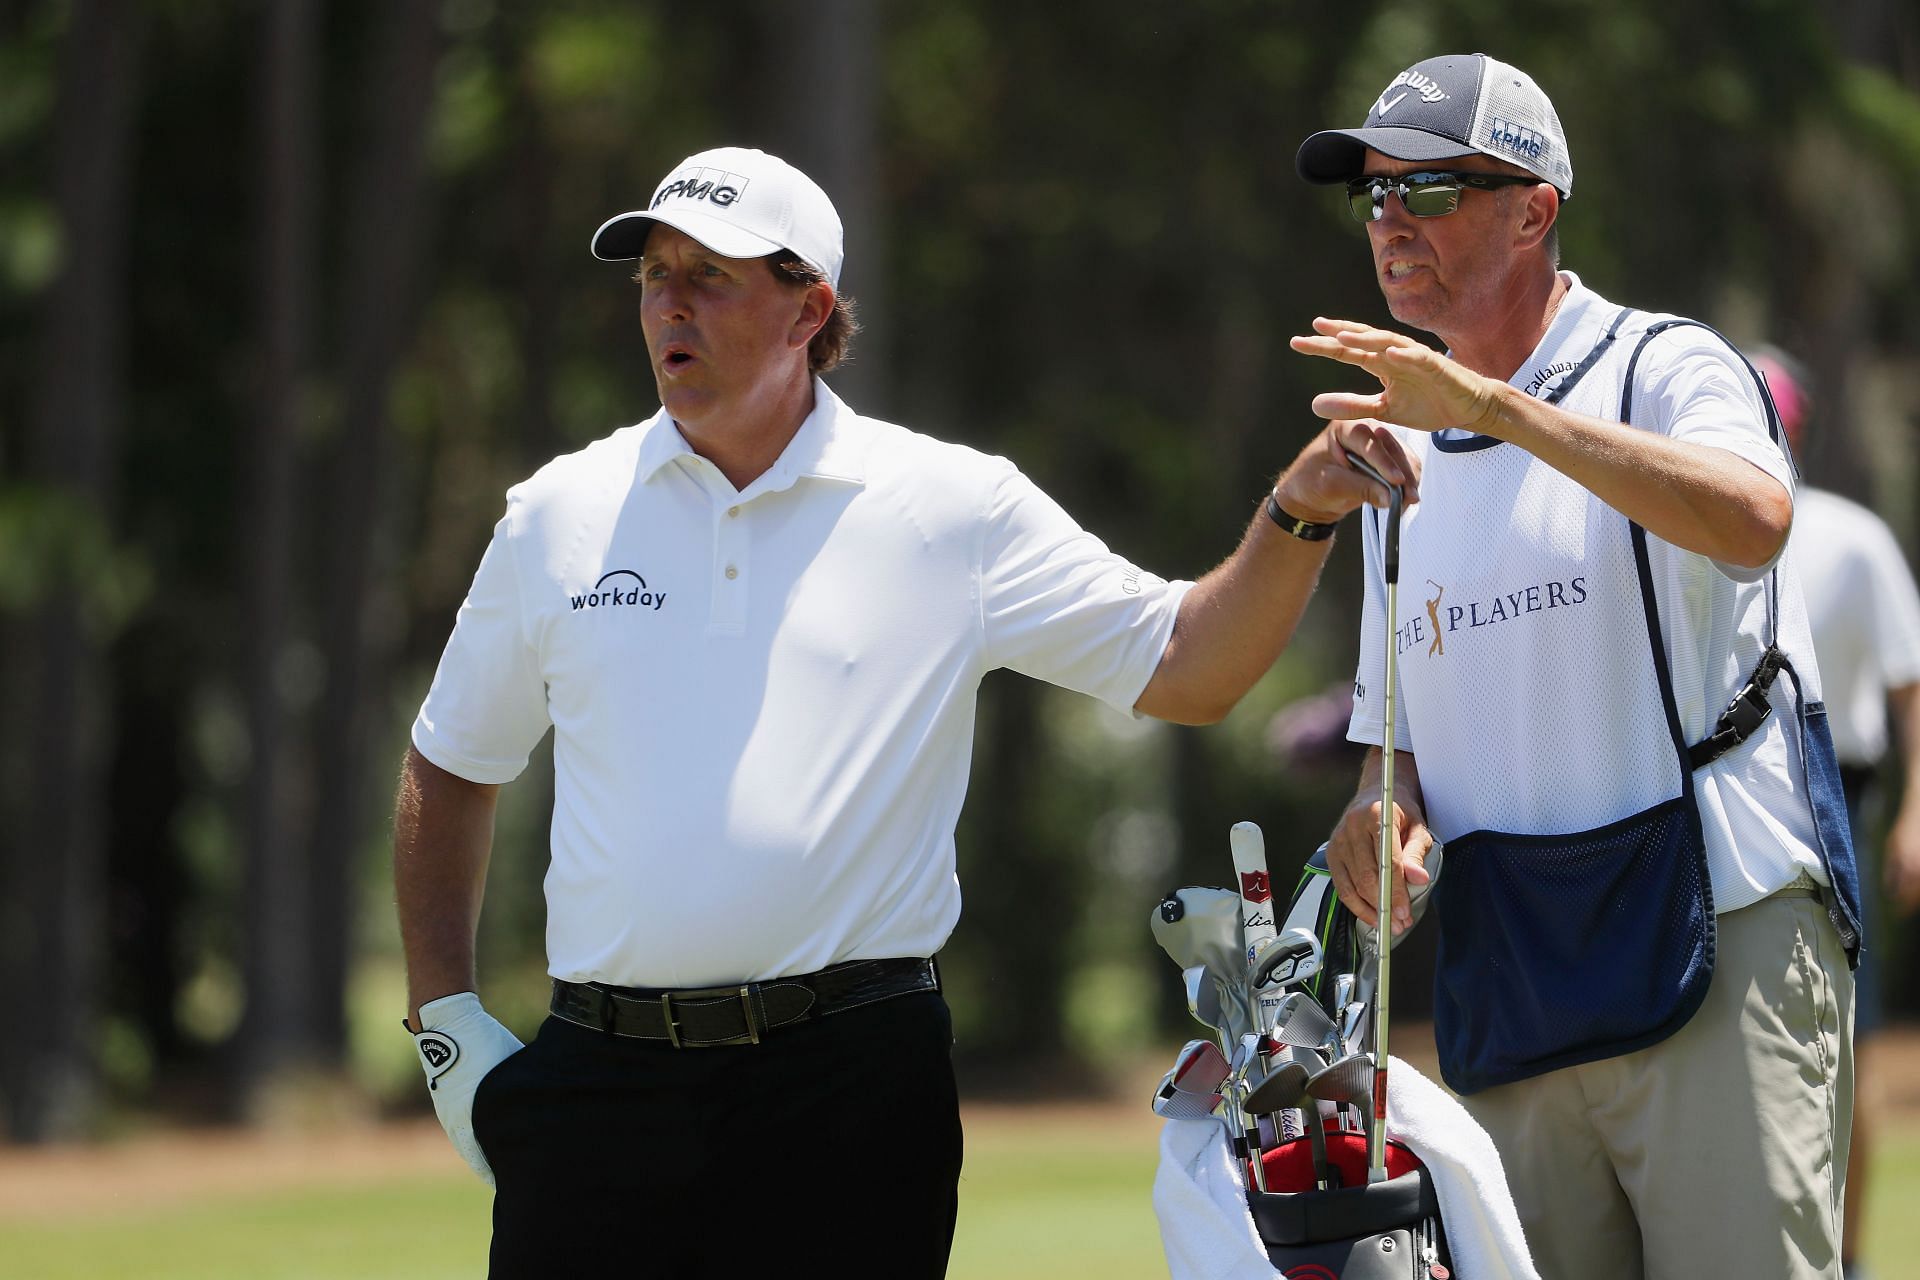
[1292,318,1500,437]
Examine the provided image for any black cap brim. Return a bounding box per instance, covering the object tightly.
[1295,126,1483,184]
[588,208,783,263]
[590,214,658,260]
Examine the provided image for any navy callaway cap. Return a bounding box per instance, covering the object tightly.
[1296,53,1573,197]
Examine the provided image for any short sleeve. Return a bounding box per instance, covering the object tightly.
[1638,333,1794,582]
[978,464,1192,715]
[411,500,552,783]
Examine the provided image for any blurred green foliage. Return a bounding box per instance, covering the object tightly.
[1,0,1917,1131]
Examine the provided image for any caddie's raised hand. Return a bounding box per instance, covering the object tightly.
[1291,318,1500,436]
[409,991,523,1187]
[1271,417,1420,524]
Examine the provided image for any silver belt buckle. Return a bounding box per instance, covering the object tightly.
[658,984,762,1048]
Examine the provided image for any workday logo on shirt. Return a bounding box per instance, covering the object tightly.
[571,569,667,612]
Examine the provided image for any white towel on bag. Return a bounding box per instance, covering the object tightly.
[1152,1055,1541,1280]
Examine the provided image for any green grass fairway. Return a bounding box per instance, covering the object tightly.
[1,1110,1914,1279]
[949,1105,1166,1279]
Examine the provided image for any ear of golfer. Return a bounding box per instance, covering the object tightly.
[1293,319,1794,936]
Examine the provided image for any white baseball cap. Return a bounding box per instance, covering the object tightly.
[589,146,845,286]
[1296,53,1573,197]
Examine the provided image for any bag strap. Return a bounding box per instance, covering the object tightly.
[1616,318,1793,773]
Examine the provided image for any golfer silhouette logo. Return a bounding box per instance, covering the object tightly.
[1425,580,1445,657]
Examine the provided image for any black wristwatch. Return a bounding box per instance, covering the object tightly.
[1266,491,1338,541]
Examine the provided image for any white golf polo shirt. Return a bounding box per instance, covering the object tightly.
[413,380,1191,987]
[1792,487,1920,766]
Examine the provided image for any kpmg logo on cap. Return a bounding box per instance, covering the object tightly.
[1374,68,1451,117]
[1487,117,1546,162]
[652,166,749,210]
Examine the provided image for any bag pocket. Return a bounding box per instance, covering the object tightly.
[1434,795,1715,1094]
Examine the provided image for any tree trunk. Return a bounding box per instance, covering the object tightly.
[236,0,323,1096]
[748,0,890,412]
[951,677,1075,1082]
[302,0,443,1068]
[0,0,143,1142]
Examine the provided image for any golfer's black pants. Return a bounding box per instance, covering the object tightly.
[473,988,963,1278]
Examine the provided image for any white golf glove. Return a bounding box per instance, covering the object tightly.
[410,991,523,1187]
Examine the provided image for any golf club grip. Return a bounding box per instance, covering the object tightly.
[1229,822,1285,1035]
[1345,453,1403,584]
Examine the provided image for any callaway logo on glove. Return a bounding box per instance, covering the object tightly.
[409,992,524,1186]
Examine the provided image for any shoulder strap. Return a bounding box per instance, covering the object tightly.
[1537,306,1637,406]
[1617,318,1790,771]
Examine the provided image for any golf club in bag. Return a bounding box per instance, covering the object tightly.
[1242,456,1452,1278]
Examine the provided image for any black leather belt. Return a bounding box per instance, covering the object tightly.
[549,957,938,1048]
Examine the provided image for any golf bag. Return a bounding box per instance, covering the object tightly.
[1245,847,1451,1279]
[1248,1161,1447,1279]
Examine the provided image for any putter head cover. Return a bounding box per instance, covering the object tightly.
[1357,841,1445,956]
[411,992,525,1186]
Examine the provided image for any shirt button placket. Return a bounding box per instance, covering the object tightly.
[712,497,749,631]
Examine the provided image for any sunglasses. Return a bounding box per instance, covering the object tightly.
[1346,171,1540,222]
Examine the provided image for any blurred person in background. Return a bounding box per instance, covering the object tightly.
[390,145,1415,1277]
[1754,345,1920,1280]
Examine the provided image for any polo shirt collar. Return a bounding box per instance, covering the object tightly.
[632,377,870,495]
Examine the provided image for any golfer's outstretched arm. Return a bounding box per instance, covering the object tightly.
[1135,420,1417,725]
[394,746,501,1027]
[1326,746,1433,938]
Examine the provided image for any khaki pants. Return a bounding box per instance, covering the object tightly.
[1463,879,1853,1280]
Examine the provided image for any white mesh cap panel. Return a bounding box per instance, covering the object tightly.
[1467,59,1573,194]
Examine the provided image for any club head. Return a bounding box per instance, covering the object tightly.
[1153,1072,1224,1121]
[1171,1038,1230,1094]
[1242,1058,1311,1115]
[1151,887,1245,976]
[1249,927,1322,993]
[1304,1052,1375,1107]
[1269,990,1340,1052]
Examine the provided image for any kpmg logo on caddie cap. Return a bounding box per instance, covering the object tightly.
[652,166,749,210]
[1487,117,1546,162]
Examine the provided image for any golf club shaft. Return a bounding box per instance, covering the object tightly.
[1348,452,1403,1183]
[1373,572,1395,1180]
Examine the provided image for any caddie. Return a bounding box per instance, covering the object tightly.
[1292,54,1863,1280]
[393,145,1415,1277]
